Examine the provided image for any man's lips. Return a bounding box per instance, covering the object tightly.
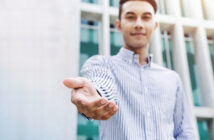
[131,33,147,36]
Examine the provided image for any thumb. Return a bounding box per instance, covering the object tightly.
[63,78,86,89]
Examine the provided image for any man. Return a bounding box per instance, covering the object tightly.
[64,0,196,139]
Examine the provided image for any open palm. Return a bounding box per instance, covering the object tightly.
[63,77,118,120]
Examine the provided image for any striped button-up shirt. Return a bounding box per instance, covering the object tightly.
[81,47,196,140]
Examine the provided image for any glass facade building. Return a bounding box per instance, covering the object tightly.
[76,0,214,140]
[184,34,202,106]
[110,25,123,55]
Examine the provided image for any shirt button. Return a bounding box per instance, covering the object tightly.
[147,112,150,117]
[144,87,148,93]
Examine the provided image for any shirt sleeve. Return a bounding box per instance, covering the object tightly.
[173,75,196,140]
[80,55,118,104]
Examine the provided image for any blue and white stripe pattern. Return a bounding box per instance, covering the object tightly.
[81,47,196,140]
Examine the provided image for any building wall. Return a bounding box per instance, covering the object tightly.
[77,0,214,140]
[0,0,80,140]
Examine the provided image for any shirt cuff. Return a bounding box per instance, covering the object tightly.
[80,113,93,121]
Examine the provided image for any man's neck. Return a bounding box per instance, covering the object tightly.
[124,46,149,66]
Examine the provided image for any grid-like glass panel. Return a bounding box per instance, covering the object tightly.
[185,35,202,106]
[81,0,99,4]
[80,20,99,68]
[109,0,119,7]
[208,40,214,75]
[161,31,174,70]
[77,115,99,140]
[110,25,123,55]
[78,19,99,140]
[197,120,210,140]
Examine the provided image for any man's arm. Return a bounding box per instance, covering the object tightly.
[63,55,118,120]
[64,77,118,120]
[80,55,118,104]
[173,75,196,140]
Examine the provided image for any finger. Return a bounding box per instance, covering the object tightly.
[63,77,87,89]
[79,98,108,117]
[93,101,116,117]
[93,105,118,120]
[99,105,118,120]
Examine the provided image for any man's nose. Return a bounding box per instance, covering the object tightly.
[134,18,144,30]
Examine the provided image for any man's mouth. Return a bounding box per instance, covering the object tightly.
[131,33,147,36]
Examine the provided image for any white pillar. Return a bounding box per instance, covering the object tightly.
[184,0,203,19]
[100,0,110,56]
[203,0,214,20]
[173,23,193,105]
[165,0,181,17]
[172,23,199,140]
[150,26,163,65]
[194,26,214,107]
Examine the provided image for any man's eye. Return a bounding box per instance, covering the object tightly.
[143,16,151,20]
[127,16,135,19]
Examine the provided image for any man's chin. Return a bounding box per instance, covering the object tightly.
[129,43,148,49]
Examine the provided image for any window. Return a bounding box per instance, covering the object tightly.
[110,24,123,55]
[78,19,99,140]
[161,31,174,69]
[79,20,99,68]
[197,119,210,140]
[208,38,214,75]
[109,0,119,7]
[77,115,99,140]
[81,0,99,4]
[185,34,202,106]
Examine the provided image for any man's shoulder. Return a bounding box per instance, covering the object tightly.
[150,63,183,87]
[151,63,180,77]
[84,55,112,66]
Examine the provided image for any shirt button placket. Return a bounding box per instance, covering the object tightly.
[144,87,148,94]
[140,68,144,81]
[147,111,150,117]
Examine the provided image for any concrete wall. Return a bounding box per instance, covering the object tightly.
[0,0,80,139]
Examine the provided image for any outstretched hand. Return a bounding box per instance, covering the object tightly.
[63,77,118,120]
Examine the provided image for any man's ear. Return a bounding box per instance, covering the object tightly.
[115,19,121,32]
[154,21,158,30]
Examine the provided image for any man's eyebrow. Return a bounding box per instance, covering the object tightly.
[143,12,153,16]
[125,11,153,16]
[125,12,136,15]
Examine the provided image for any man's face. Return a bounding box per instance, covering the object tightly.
[116,1,158,50]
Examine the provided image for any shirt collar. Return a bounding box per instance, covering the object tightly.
[117,47,153,67]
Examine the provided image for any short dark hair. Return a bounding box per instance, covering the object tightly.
[118,0,158,20]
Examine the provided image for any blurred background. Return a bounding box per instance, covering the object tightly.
[0,0,214,140]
